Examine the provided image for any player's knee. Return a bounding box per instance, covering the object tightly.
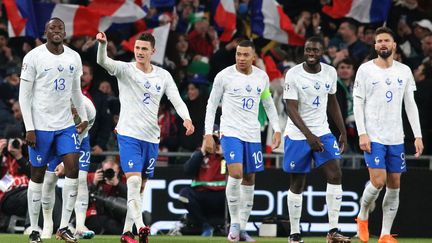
[326,170,342,185]
[64,167,79,178]
[229,171,243,179]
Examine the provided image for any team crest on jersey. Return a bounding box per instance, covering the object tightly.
[155,84,161,92]
[69,64,75,73]
[57,64,64,72]
[385,78,391,85]
[144,80,151,89]
[245,85,252,92]
[397,78,403,86]
[257,87,262,94]
[325,83,330,91]
[314,81,320,90]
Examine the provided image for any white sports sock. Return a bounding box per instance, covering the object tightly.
[75,171,89,231]
[326,183,343,230]
[287,190,302,235]
[127,176,145,229]
[60,177,78,229]
[226,176,242,225]
[28,180,43,231]
[381,188,399,236]
[239,185,254,230]
[358,183,382,220]
[41,172,57,232]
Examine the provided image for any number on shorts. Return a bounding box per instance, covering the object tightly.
[79,151,90,163]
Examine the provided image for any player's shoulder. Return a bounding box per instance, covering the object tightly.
[216,65,235,79]
[392,60,411,72]
[285,63,303,75]
[320,62,336,72]
[24,44,46,59]
[63,45,80,58]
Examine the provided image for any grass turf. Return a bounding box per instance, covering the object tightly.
[1,234,431,243]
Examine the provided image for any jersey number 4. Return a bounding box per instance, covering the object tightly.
[312,96,320,107]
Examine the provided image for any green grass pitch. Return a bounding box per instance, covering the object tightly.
[0,234,431,243]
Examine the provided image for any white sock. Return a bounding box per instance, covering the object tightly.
[127,176,145,229]
[75,171,89,231]
[60,177,78,229]
[41,173,57,232]
[358,183,382,220]
[239,185,254,230]
[226,176,242,225]
[381,188,399,236]
[287,190,302,235]
[326,183,343,230]
[28,180,43,231]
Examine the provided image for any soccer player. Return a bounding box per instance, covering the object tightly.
[96,31,194,243]
[203,40,281,242]
[19,18,88,243]
[354,27,423,243]
[283,36,350,243]
[41,95,96,240]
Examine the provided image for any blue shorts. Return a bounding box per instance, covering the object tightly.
[220,136,263,174]
[364,142,406,173]
[283,133,341,173]
[46,136,91,172]
[28,126,80,168]
[117,134,158,177]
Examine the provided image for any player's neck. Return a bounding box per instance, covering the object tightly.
[46,42,64,55]
[235,64,252,75]
[136,61,153,73]
[374,56,394,69]
[302,62,321,74]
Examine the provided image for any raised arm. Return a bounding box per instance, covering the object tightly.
[96,32,117,75]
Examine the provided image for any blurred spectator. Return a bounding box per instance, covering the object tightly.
[0,65,21,106]
[165,33,195,84]
[421,33,432,63]
[187,15,218,58]
[86,157,127,235]
[178,82,208,152]
[0,29,20,78]
[158,99,179,159]
[81,62,113,158]
[208,37,240,82]
[178,129,226,237]
[398,18,432,61]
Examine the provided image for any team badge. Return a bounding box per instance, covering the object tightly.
[229,151,235,160]
[57,64,64,72]
[144,80,151,89]
[397,78,403,86]
[156,84,161,92]
[325,83,330,91]
[257,87,262,94]
[314,81,320,90]
[245,85,252,92]
[385,78,391,85]
[290,161,295,169]
[69,64,75,73]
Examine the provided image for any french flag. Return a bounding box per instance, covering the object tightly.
[5,0,146,38]
[121,23,171,65]
[322,0,392,23]
[251,0,304,46]
[212,0,236,42]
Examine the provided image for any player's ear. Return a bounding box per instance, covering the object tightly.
[152,48,156,55]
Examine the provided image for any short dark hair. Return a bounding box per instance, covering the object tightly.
[136,32,155,48]
[46,17,65,28]
[336,58,355,69]
[341,20,358,33]
[306,36,324,48]
[375,26,395,40]
[237,39,255,50]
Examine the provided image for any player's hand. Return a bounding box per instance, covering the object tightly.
[338,133,347,154]
[76,121,88,134]
[414,138,424,158]
[272,132,281,150]
[26,131,36,147]
[96,32,107,44]
[305,133,324,152]
[359,134,371,153]
[54,163,65,177]
[203,134,216,154]
[183,119,195,136]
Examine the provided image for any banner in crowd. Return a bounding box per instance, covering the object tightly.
[5,0,146,38]
[322,0,392,23]
[250,0,305,46]
[211,0,236,42]
[143,167,432,237]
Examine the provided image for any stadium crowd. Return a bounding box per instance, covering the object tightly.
[0,0,431,238]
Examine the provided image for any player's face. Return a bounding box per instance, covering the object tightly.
[235,46,255,71]
[45,19,65,45]
[134,40,155,64]
[304,41,323,66]
[375,33,396,59]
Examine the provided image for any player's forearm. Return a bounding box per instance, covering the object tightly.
[71,92,88,122]
[404,91,422,138]
[262,97,281,132]
[97,42,116,74]
[19,79,35,131]
[328,95,346,135]
[285,100,313,137]
[353,96,366,135]
[204,86,223,135]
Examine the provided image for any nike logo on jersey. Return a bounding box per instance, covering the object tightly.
[336,196,342,200]
[302,86,308,90]
[233,88,240,92]
[32,199,41,202]
[294,205,301,208]
[44,68,52,71]
[372,81,379,85]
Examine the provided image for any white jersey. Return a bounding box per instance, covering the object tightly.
[283,63,337,140]
[353,60,416,145]
[20,44,82,131]
[109,62,188,143]
[205,65,270,143]
[79,96,96,141]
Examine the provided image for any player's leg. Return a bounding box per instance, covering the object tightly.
[56,126,80,242]
[283,136,311,243]
[41,159,60,239]
[28,130,55,243]
[74,137,94,239]
[379,144,404,243]
[357,142,388,243]
[221,136,244,241]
